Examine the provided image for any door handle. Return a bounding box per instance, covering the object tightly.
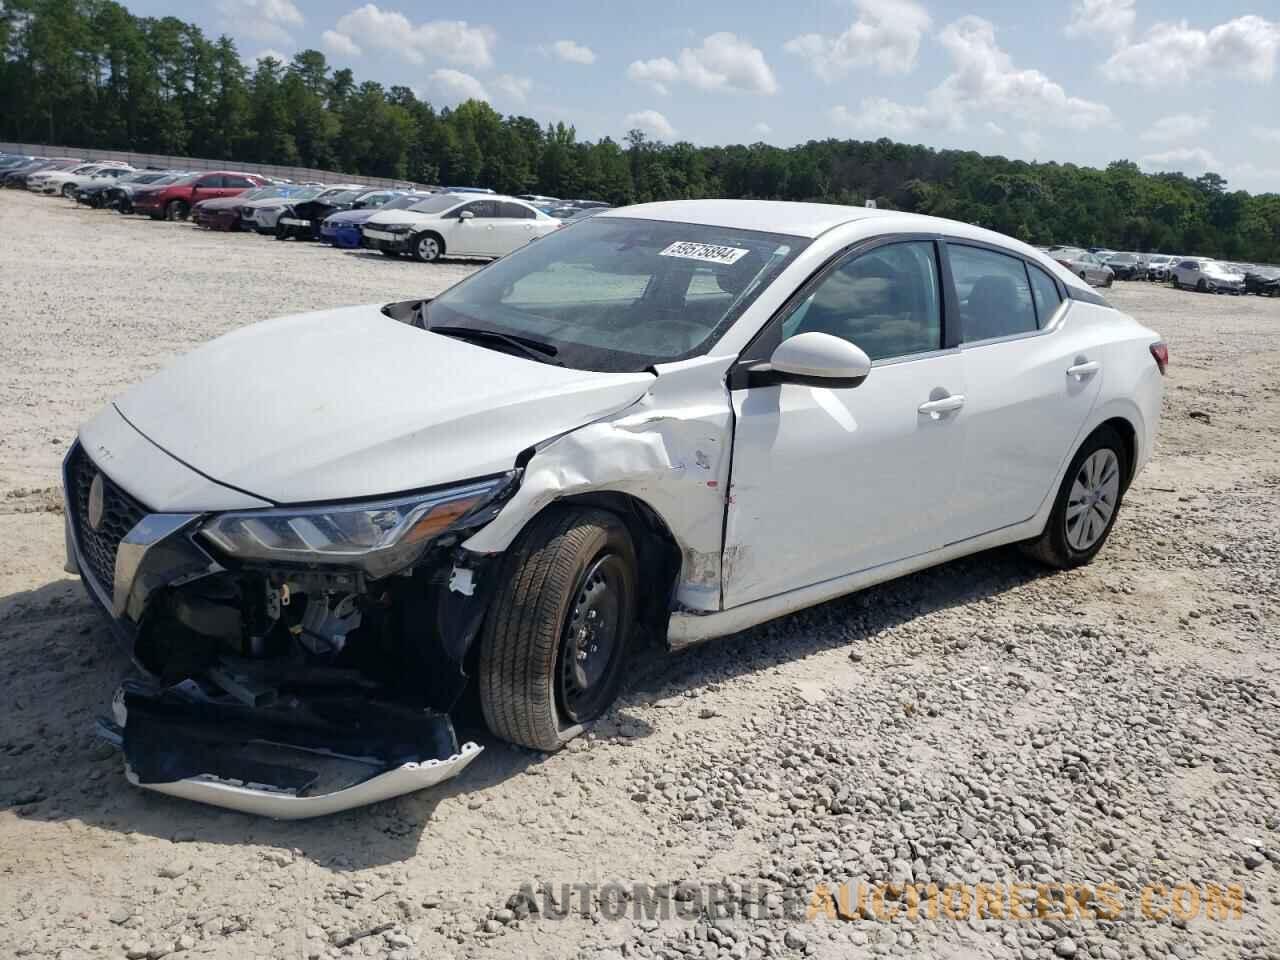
[1066,360,1100,379]
[917,394,965,418]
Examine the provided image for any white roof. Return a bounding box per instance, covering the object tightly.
[609,199,895,238]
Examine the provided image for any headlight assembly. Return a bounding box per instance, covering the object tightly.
[199,474,514,578]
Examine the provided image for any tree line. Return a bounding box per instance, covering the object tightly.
[3,0,1278,263]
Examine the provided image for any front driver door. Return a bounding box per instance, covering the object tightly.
[723,238,967,608]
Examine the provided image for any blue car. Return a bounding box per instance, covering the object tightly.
[320,192,432,247]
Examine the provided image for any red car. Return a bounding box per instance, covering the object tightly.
[131,171,267,221]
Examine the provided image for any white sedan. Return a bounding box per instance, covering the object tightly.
[66,200,1165,816]
[30,161,132,196]
[361,193,560,261]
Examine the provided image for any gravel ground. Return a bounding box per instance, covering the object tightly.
[0,189,1277,960]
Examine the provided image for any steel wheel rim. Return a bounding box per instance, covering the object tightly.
[557,553,626,723]
[1065,449,1121,551]
[419,237,438,260]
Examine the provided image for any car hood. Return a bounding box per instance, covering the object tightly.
[241,197,294,210]
[112,304,655,504]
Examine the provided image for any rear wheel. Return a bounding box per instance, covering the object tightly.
[1022,427,1128,570]
[165,199,189,221]
[478,507,637,751]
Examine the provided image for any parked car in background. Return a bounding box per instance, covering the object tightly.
[1104,253,1144,281]
[1052,249,1115,287]
[1145,254,1174,281]
[247,184,362,234]
[105,172,189,214]
[76,170,171,208]
[442,186,496,194]
[1171,258,1244,293]
[132,171,267,221]
[319,192,431,247]
[4,157,81,189]
[516,194,560,206]
[547,204,613,222]
[1243,265,1280,296]
[66,199,1165,816]
[192,185,301,231]
[362,194,559,262]
[275,186,400,241]
[30,161,132,196]
[235,185,324,233]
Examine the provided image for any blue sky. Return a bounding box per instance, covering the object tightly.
[131,1,1280,193]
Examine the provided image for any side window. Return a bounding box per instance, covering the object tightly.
[499,201,536,219]
[224,175,254,188]
[1027,264,1063,327]
[196,174,224,189]
[949,244,1037,343]
[781,240,942,362]
[457,200,498,218]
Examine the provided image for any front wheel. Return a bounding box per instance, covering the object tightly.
[62,183,76,198]
[1022,427,1128,570]
[165,200,188,221]
[478,507,637,751]
[411,232,443,263]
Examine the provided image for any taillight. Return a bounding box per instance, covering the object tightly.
[1149,341,1169,375]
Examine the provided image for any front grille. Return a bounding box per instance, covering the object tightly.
[67,443,149,601]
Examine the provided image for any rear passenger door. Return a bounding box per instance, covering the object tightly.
[945,241,1103,541]
[449,200,500,256]
[493,201,540,253]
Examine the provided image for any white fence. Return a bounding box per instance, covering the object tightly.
[0,141,431,190]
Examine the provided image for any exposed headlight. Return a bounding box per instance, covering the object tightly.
[199,474,514,578]
[379,223,413,234]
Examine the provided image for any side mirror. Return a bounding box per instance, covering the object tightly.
[758,332,871,388]
[459,209,475,220]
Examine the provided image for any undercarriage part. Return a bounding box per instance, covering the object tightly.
[298,592,361,656]
[108,676,482,818]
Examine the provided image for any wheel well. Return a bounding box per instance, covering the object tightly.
[542,492,683,639]
[415,229,445,254]
[1093,417,1137,489]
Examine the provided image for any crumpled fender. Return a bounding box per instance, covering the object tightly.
[462,355,736,612]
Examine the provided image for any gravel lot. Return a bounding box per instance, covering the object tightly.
[0,189,1277,960]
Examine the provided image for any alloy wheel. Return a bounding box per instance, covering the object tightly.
[1065,449,1121,551]
[417,235,440,261]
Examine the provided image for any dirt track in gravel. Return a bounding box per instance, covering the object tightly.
[0,189,1277,960]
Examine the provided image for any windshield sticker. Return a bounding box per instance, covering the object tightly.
[658,241,750,265]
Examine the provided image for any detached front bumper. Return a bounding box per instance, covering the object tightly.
[64,439,485,818]
[276,216,319,239]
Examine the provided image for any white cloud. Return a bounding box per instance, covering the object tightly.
[1019,129,1044,154]
[321,29,362,58]
[1141,147,1223,175]
[785,0,931,79]
[628,33,778,95]
[829,99,933,136]
[218,0,303,45]
[752,121,772,135]
[327,4,496,69]
[245,48,289,67]
[1140,113,1209,143]
[428,68,489,104]
[625,109,677,139]
[983,121,1006,136]
[548,39,596,65]
[1103,16,1280,87]
[1064,0,1135,47]
[828,17,1112,140]
[493,74,532,103]
[1252,127,1280,145]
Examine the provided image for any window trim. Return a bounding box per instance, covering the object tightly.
[938,237,1077,349]
[729,233,953,389]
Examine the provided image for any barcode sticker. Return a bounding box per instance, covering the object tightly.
[658,241,749,265]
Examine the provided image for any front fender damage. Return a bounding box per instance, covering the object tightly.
[462,355,736,614]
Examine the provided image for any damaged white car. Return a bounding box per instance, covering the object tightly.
[67,200,1166,817]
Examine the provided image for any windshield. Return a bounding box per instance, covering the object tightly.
[407,194,463,214]
[423,217,809,372]
[380,193,424,211]
[324,189,365,204]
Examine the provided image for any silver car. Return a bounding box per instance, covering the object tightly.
[1145,255,1175,281]
[1052,249,1115,287]
[1171,259,1244,294]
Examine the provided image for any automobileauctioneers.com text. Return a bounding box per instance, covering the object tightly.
[508,880,1245,924]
